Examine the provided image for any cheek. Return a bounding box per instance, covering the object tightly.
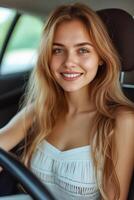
[82,57,99,72]
[49,59,58,75]
[50,56,63,72]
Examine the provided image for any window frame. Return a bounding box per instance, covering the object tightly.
[0,11,21,70]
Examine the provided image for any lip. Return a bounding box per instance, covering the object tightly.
[60,71,83,74]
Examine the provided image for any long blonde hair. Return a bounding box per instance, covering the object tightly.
[21,3,134,199]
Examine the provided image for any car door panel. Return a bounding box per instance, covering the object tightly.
[0,71,30,128]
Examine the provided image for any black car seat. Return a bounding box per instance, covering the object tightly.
[97,8,134,100]
[97,8,134,200]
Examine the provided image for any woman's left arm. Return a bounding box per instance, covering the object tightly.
[110,108,134,200]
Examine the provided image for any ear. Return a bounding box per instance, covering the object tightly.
[99,60,104,66]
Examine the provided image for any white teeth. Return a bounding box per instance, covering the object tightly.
[62,73,81,78]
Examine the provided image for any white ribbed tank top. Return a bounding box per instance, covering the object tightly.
[30,140,101,200]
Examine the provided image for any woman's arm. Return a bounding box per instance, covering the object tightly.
[0,104,34,152]
[106,108,134,200]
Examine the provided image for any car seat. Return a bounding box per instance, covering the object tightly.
[97,8,134,200]
[97,8,134,101]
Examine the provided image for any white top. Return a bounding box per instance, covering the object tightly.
[0,194,32,200]
[30,140,101,200]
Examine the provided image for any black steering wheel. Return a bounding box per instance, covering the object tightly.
[0,148,55,200]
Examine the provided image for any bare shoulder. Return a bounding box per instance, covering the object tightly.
[3,103,34,130]
[115,106,134,129]
[113,106,134,199]
[17,103,35,122]
[115,105,134,151]
[115,105,134,116]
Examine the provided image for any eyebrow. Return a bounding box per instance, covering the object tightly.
[53,42,93,47]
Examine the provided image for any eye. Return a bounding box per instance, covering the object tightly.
[78,48,90,54]
[52,48,64,55]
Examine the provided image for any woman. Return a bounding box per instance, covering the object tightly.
[0,3,134,200]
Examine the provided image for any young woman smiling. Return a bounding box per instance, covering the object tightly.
[0,3,134,200]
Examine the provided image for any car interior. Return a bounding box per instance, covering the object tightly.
[0,0,133,199]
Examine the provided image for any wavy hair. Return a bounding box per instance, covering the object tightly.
[21,3,134,199]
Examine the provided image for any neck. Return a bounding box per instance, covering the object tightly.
[64,86,95,115]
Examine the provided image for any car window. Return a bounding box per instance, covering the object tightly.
[0,7,15,54]
[0,13,43,75]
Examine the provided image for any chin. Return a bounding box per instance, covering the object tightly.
[61,87,82,92]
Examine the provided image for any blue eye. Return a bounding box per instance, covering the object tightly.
[52,48,64,55]
[79,48,90,54]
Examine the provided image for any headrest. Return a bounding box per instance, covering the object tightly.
[97,9,134,71]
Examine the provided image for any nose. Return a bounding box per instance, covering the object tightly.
[64,51,77,69]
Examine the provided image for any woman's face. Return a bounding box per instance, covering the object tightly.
[50,19,101,92]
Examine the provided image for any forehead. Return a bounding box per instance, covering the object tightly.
[53,20,92,44]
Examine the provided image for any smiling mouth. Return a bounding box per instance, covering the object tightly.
[60,72,83,81]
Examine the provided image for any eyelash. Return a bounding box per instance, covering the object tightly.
[52,48,64,55]
[78,48,90,54]
[52,47,90,55]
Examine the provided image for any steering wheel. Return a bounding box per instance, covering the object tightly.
[0,148,55,200]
